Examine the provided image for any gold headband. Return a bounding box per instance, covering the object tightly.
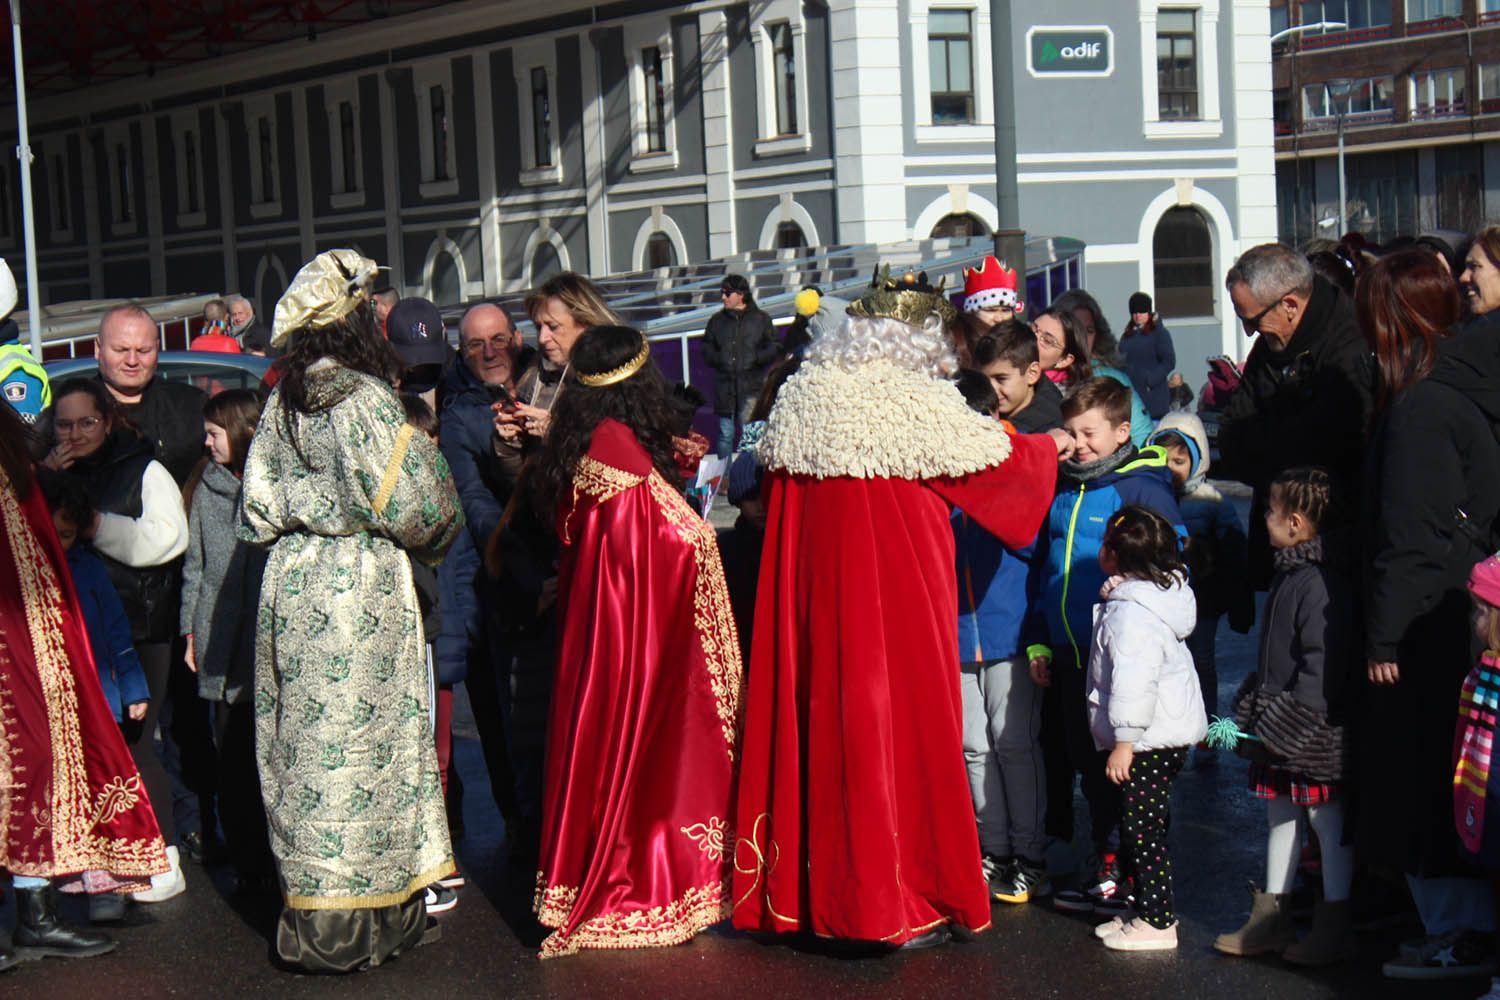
[577,336,651,388]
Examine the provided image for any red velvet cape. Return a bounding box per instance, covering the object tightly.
[731,432,1057,944]
[0,467,168,892]
[534,419,743,958]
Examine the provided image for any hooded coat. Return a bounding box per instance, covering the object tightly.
[1086,574,1206,753]
[181,460,266,702]
[1357,321,1500,875]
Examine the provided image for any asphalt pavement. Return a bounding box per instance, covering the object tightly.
[7,494,1495,999]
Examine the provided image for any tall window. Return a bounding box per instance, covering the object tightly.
[1302,76,1394,119]
[339,102,357,192]
[928,10,974,124]
[115,143,133,223]
[258,118,276,202]
[1408,0,1460,22]
[1483,63,1500,111]
[775,221,807,249]
[52,154,69,230]
[1157,10,1199,120]
[646,232,676,270]
[531,68,552,168]
[429,85,449,181]
[1153,206,1213,318]
[643,46,667,153]
[183,130,200,214]
[770,22,797,136]
[1410,67,1466,119]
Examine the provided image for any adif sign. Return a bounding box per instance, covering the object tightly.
[1026,26,1114,78]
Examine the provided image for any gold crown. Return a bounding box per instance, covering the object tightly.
[577,335,651,387]
[846,265,957,327]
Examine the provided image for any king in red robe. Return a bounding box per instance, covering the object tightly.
[534,417,743,958]
[731,280,1058,946]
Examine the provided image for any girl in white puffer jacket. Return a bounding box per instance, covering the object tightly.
[1086,505,1207,953]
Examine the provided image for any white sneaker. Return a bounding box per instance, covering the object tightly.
[1100,917,1178,951]
[132,845,187,903]
[1094,915,1129,939]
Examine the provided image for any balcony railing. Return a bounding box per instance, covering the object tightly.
[1410,101,1469,120]
[1301,24,1394,49]
[1407,16,1466,36]
[1482,9,1500,25]
[1300,109,1396,131]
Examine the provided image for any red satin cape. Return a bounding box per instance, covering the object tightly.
[730,432,1057,944]
[0,468,168,891]
[534,419,743,958]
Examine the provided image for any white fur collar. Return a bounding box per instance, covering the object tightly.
[756,359,1013,479]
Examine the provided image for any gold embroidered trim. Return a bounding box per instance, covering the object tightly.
[680,816,728,862]
[645,472,743,759]
[284,856,454,911]
[535,877,731,959]
[373,423,414,516]
[564,455,648,544]
[732,812,797,926]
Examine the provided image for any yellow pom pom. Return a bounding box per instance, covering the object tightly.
[794,287,821,317]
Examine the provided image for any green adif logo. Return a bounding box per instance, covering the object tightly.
[1040,42,1061,64]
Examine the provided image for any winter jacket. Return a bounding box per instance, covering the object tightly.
[67,544,150,722]
[1086,573,1206,752]
[439,355,520,551]
[181,461,266,703]
[1232,537,1353,781]
[954,515,1045,665]
[1039,444,1184,667]
[1119,320,1176,420]
[701,306,779,415]
[1216,275,1375,589]
[100,374,208,486]
[67,429,190,643]
[1364,335,1500,663]
[1009,377,1063,434]
[1147,412,1253,629]
[1091,363,1155,447]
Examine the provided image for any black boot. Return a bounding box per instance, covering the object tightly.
[0,928,18,973]
[13,885,116,959]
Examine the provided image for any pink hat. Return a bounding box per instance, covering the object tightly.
[1468,554,1500,608]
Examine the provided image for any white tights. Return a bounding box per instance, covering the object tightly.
[1265,795,1354,901]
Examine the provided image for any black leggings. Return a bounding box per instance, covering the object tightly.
[1120,747,1188,929]
[119,640,176,849]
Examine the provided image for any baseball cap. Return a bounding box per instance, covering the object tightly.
[385,297,450,368]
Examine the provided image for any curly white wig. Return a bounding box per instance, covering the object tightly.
[804,313,958,381]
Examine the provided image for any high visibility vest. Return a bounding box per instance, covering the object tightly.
[0,341,50,420]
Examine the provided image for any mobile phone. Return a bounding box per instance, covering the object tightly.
[488,383,516,412]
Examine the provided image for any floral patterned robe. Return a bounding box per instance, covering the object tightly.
[241,360,462,913]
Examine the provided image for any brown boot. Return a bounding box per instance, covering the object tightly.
[1213,882,1295,956]
[1282,899,1355,967]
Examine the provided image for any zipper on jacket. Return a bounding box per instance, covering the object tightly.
[1061,484,1087,666]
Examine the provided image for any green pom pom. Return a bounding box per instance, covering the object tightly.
[1205,715,1259,751]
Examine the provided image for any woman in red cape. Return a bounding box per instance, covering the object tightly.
[731,275,1062,948]
[0,403,168,966]
[529,325,742,959]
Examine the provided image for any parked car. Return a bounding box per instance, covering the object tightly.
[43,351,273,398]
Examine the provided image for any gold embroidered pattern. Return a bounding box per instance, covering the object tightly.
[91,775,143,828]
[533,870,580,925]
[0,467,167,879]
[372,423,413,516]
[680,816,728,862]
[732,812,797,926]
[646,472,743,758]
[536,878,731,959]
[565,455,648,544]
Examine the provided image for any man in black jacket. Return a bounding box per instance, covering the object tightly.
[702,273,779,456]
[1218,243,1375,589]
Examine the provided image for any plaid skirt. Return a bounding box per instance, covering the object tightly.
[1249,762,1340,805]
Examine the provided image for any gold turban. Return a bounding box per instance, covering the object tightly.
[270,249,381,348]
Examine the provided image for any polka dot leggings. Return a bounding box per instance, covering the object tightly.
[1120,747,1188,930]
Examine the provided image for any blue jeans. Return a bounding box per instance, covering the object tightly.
[716,398,757,457]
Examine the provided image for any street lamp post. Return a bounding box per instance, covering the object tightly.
[1325,78,1354,235]
[990,0,1025,274]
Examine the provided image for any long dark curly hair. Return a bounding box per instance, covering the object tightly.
[531,325,679,518]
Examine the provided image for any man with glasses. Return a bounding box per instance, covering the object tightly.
[703,273,780,456]
[1218,243,1374,589]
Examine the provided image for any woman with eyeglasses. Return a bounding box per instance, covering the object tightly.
[39,377,190,902]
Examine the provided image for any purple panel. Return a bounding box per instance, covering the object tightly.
[1026,273,1048,310]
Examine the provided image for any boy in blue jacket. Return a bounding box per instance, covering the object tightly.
[954,332,1063,906]
[1029,376,1184,915]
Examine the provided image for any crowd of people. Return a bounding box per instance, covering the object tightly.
[0,224,1499,991]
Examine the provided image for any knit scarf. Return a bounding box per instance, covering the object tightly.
[1272,536,1324,573]
[1059,443,1136,485]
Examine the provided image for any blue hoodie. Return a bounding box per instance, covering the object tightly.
[1039,444,1185,667]
[953,515,1046,665]
[67,545,150,722]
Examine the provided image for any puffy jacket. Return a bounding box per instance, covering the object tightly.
[701,306,779,415]
[954,513,1044,664]
[67,544,151,722]
[1087,574,1206,752]
[1092,363,1155,447]
[1039,445,1184,667]
[1119,321,1176,420]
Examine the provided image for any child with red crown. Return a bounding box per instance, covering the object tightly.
[963,255,1025,325]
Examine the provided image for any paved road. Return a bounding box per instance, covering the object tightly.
[8,502,1494,999]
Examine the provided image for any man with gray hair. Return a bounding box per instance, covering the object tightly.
[1218,242,1374,588]
[224,294,270,355]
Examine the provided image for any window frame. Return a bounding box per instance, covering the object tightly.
[46,141,73,240]
[1409,66,1467,120]
[750,0,812,157]
[243,95,281,219]
[514,39,563,186]
[103,123,139,235]
[928,9,976,125]
[908,3,995,143]
[1301,75,1394,120]
[1152,204,1216,320]
[625,20,680,173]
[414,60,459,198]
[171,110,207,228]
[1155,9,1199,121]
[323,77,365,209]
[1138,1,1222,140]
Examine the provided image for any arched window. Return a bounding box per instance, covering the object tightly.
[645,232,677,270]
[531,240,563,285]
[930,212,988,238]
[1152,206,1214,318]
[774,221,807,249]
[430,248,462,305]
[255,256,287,323]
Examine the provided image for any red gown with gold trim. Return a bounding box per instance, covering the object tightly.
[0,465,169,892]
[533,418,743,958]
[731,434,1057,944]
